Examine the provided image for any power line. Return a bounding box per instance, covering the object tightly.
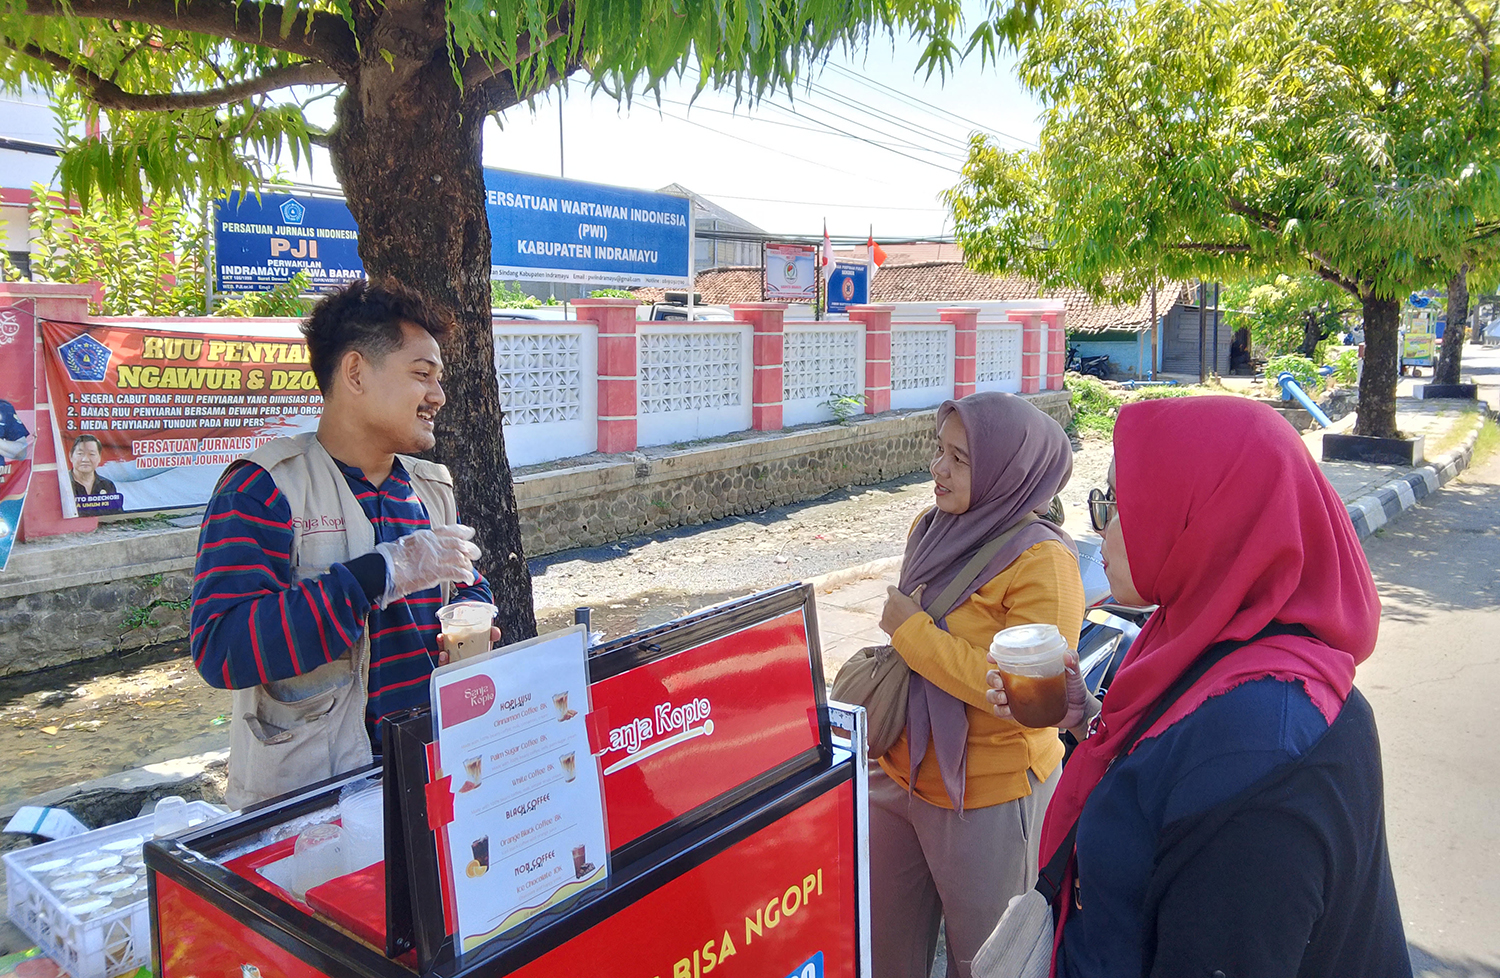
[795,80,975,154]
[652,109,907,186]
[823,62,1038,149]
[695,191,945,212]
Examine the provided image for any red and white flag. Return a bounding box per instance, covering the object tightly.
[822,220,835,282]
[867,228,888,282]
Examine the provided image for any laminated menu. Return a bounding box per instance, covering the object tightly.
[428,625,607,954]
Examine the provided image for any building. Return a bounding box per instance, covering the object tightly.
[634,254,1213,379]
[657,184,766,271]
[0,84,61,274]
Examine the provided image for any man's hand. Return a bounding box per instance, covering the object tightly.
[375,524,481,608]
[880,584,926,637]
[436,625,502,666]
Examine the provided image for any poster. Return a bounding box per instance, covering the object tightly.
[764,244,818,302]
[429,626,609,954]
[0,299,36,569]
[215,192,365,293]
[825,261,869,316]
[41,320,320,516]
[486,170,692,287]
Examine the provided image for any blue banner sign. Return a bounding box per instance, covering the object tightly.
[826,260,869,315]
[215,192,364,293]
[485,170,692,287]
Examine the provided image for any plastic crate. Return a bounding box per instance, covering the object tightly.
[5,801,223,978]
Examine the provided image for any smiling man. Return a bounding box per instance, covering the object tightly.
[191,280,496,808]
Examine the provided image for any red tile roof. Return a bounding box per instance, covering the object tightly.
[633,261,1187,335]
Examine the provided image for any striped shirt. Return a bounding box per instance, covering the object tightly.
[190,456,492,746]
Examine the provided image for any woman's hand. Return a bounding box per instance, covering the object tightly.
[879,584,926,637]
[435,625,502,666]
[986,648,1099,732]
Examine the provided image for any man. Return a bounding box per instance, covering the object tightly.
[69,435,118,498]
[191,280,496,808]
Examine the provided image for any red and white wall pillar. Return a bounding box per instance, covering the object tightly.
[847,304,893,414]
[573,298,639,454]
[940,307,980,399]
[732,303,786,431]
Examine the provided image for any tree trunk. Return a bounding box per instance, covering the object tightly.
[1354,292,1401,438]
[1300,310,1320,358]
[327,54,538,641]
[1435,265,1470,386]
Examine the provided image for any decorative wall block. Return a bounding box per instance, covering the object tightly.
[638,331,743,415]
[492,331,583,425]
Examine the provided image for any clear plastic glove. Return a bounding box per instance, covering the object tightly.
[986,648,1099,734]
[374,524,481,608]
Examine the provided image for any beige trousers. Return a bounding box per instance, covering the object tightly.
[869,763,1060,978]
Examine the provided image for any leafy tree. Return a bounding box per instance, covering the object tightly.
[947,0,1500,438]
[1222,273,1357,359]
[0,0,1031,640]
[1,183,313,316]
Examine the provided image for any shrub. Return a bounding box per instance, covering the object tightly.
[1264,354,1322,394]
[1066,375,1123,435]
[1327,348,1358,388]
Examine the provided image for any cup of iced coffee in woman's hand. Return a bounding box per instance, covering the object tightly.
[437,601,498,661]
[988,623,1069,727]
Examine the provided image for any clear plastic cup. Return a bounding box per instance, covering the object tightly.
[436,601,497,661]
[291,823,348,901]
[339,782,385,871]
[989,623,1070,728]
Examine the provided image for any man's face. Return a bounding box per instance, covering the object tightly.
[357,321,446,454]
[71,440,101,478]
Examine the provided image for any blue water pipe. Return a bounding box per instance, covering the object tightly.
[1277,372,1334,428]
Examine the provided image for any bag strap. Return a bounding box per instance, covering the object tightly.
[1035,621,1314,905]
[924,517,1042,625]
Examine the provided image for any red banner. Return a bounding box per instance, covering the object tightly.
[0,299,37,569]
[591,610,824,851]
[40,319,320,515]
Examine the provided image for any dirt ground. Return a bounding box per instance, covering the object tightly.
[1,432,1114,809]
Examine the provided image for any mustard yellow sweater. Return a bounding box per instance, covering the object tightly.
[879,538,1085,809]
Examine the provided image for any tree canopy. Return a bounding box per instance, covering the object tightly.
[946,0,1500,436]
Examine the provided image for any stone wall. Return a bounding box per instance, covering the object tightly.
[0,391,1071,676]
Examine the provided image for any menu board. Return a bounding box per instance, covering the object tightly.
[429,626,608,954]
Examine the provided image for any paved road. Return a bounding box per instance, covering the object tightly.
[1360,402,1500,975]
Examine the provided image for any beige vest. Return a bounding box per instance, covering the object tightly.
[225,432,457,810]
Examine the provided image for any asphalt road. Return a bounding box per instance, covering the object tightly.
[1359,393,1500,975]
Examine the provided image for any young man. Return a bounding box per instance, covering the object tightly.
[191,280,496,808]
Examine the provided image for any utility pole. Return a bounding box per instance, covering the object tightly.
[1149,282,1158,380]
[203,195,215,315]
[1210,281,1220,380]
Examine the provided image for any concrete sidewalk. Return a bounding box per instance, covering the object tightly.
[812,397,1490,681]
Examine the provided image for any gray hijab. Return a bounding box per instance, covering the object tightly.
[899,391,1076,811]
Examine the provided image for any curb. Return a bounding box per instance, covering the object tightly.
[1346,413,1488,539]
[805,555,903,593]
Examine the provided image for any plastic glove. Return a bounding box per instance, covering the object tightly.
[986,648,1100,734]
[374,524,481,608]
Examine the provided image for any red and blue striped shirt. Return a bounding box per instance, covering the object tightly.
[190,456,492,746]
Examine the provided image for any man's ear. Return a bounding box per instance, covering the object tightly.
[336,349,366,398]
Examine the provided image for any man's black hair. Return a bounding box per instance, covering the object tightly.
[301,279,453,393]
[71,434,102,452]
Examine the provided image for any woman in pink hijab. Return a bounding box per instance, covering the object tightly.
[873,391,1085,978]
[989,396,1409,978]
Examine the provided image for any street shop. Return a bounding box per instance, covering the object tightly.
[142,585,869,978]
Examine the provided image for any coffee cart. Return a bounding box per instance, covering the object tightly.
[144,584,871,978]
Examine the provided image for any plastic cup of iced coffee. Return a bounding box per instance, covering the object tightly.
[988,623,1070,728]
[436,601,497,662]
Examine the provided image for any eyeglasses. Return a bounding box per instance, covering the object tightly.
[1088,488,1117,532]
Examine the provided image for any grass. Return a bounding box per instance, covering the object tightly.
[1424,406,1485,459]
[1066,375,1212,436]
[1471,416,1500,466]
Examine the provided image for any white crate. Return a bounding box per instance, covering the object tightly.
[5,802,223,978]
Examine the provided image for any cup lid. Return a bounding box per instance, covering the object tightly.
[437,601,498,626]
[989,623,1068,661]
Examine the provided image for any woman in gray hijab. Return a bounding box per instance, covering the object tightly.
[872,391,1085,978]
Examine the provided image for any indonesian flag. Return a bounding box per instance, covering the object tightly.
[822,220,835,282]
[867,230,888,281]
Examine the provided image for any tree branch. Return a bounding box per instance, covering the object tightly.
[479,52,584,114]
[7,39,339,110]
[461,4,574,89]
[22,0,357,73]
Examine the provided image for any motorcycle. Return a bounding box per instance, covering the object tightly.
[1067,345,1112,380]
[1063,538,1155,759]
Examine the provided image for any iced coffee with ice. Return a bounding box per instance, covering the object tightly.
[436,601,497,662]
[988,623,1069,728]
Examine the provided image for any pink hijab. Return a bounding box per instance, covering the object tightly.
[900,392,1076,810]
[1039,396,1381,915]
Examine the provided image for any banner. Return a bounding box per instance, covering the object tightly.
[216,191,365,293]
[763,243,818,302]
[41,321,320,515]
[486,170,692,287]
[825,261,869,316]
[0,299,37,569]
